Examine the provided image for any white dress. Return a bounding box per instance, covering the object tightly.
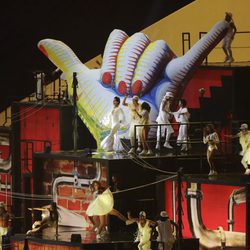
[86,188,114,216]
[101,106,125,151]
[137,220,152,250]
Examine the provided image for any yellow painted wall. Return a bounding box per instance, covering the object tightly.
[143,0,250,62]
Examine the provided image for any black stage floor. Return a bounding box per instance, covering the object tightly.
[183,173,250,186]
[34,144,243,175]
[11,230,146,250]
[11,230,197,250]
[34,146,221,162]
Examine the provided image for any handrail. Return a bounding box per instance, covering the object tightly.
[132,120,245,170]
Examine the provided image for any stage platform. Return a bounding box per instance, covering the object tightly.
[183,172,250,186]
[33,144,239,175]
[11,230,136,250]
[201,60,250,69]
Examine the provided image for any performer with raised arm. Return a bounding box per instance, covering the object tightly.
[203,124,220,176]
[127,211,156,250]
[222,12,237,63]
[173,99,190,152]
[156,92,174,150]
[26,202,59,235]
[225,123,250,174]
[101,96,126,152]
[122,94,142,154]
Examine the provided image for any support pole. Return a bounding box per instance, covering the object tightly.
[72,72,78,152]
[177,168,183,249]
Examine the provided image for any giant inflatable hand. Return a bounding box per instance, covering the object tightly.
[38,20,228,148]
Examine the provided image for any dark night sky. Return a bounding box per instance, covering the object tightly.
[0,0,193,111]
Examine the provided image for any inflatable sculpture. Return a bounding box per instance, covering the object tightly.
[38,20,229,147]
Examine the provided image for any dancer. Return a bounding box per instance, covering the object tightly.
[122,94,142,154]
[0,202,11,244]
[134,102,153,156]
[127,211,156,250]
[173,99,190,152]
[26,202,59,235]
[203,124,220,176]
[222,12,237,63]
[156,92,174,150]
[101,96,126,152]
[86,181,130,239]
[156,211,177,250]
[225,123,250,174]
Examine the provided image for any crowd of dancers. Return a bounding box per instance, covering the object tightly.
[100,91,191,157]
[99,91,250,177]
[21,180,177,250]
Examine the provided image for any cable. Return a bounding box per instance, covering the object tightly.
[112,174,176,195]
[121,140,177,175]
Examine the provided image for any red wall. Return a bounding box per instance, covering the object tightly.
[183,69,233,109]
[20,106,61,172]
[165,181,245,238]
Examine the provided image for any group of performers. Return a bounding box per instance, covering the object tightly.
[203,123,250,176]
[100,92,191,156]
[24,179,177,250]
[100,91,250,177]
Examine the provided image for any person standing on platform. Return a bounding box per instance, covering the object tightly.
[156,211,177,250]
[203,124,220,176]
[222,12,237,63]
[173,99,190,152]
[225,123,250,174]
[156,92,174,150]
[101,96,126,152]
[134,102,153,156]
[127,211,156,250]
[122,94,142,154]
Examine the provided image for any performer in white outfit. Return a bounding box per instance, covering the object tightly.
[173,99,190,152]
[156,211,177,250]
[225,123,250,174]
[122,94,142,154]
[101,96,126,152]
[86,181,130,239]
[156,92,174,150]
[222,12,237,63]
[203,124,220,176]
[128,211,156,250]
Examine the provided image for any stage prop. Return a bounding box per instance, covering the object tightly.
[38,20,229,148]
[31,155,107,232]
[162,174,249,249]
